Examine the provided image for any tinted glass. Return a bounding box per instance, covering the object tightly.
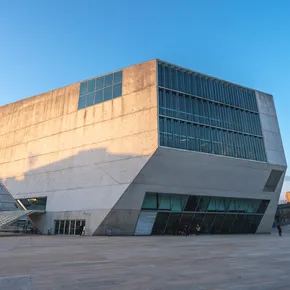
[105,74,113,87]
[78,96,86,109]
[70,221,75,235]
[184,196,199,211]
[142,193,157,209]
[95,77,104,90]
[164,213,182,235]
[178,213,194,233]
[59,221,64,234]
[54,221,59,234]
[158,194,171,210]
[87,79,95,93]
[140,193,268,235]
[95,90,103,104]
[114,71,122,83]
[157,62,266,162]
[86,93,94,107]
[202,214,216,234]
[104,86,112,101]
[230,215,246,234]
[152,212,169,234]
[113,83,122,98]
[80,82,87,96]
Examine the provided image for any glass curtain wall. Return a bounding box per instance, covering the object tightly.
[157,61,267,162]
[140,193,269,235]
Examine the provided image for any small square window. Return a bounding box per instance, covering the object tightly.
[87,79,95,93]
[95,77,104,90]
[80,82,87,96]
[113,83,122,98]
[104,86,112,101]
[86,93,94,107]
[95,90,103,104]
[78,96,86,109]
[105,74,113,87]
[114,71,122,84]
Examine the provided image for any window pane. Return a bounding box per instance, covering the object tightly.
[86,93,94,107]
[249,215,262,233]
[171,195,188,211]
[230,214,246,233]
[54,220,59,234]
[197,196,211,211]
[78,96,86,109]
[87,79,95,93]
[80,82,87,96]
[221,214,234,233]
[152,212,170,234]
[158,194,171,210]
[142,193,157,209]
[59,221,64,234]
[207,197,223,212]
[114,71,122,84]
[202,214,216,234]
[241,215,254,233]
[75,221,81,235]
[64,221,69,235]
[95,77,104,90]
[104,86,112,101]
[105,74,113,87]
[184,196,199,211]
[178,213,194,234]
[211,214,225,234]
[164,213,182,235]
[95,90,103,104]
[70,220,75,235]
[113,83,122,98]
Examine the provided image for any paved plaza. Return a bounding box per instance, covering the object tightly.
[0,233,289,290]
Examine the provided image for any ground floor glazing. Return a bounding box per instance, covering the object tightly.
[134,193,269,235]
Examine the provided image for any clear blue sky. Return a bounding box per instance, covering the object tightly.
[0,0,289,194]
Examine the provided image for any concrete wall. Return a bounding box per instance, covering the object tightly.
[256,91,287,167]
[0,60,158,235]
[255,91,287,232]
[121,146,285,234]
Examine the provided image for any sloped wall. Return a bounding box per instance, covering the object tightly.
[0,60,158,234]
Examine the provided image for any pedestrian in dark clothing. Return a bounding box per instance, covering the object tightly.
[184,225,189,236]
[277,224,282,237]
[196,224,201,236]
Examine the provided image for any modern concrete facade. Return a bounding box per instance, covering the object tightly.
[0,59,287,235]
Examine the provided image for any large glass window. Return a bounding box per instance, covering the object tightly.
[19,197,47,211]
[78,70,122,110]
[140,192,269,235]
[158,62,266,162]
[142,193,157,210]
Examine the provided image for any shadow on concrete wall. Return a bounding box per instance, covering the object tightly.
[0,147,150,235]
[2,147,143,198]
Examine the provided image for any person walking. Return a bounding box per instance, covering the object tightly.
[184,224,189,236]
[196,224,201,236]
[277,224,282,237]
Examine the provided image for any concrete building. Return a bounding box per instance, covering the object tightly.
[0,60,287,235]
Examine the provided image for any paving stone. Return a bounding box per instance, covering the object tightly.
[0,234,288,289]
